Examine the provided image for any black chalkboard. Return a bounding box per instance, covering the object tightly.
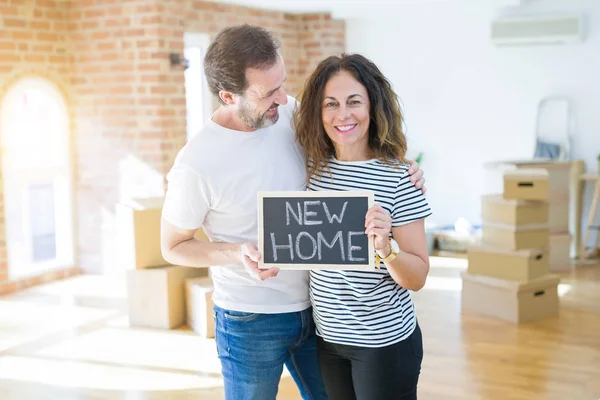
[258,191,375,270]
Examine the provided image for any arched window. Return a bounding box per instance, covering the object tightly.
[0,77,74,279]
[184,32,213,141]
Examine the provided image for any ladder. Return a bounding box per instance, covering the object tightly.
[580,175,600,261]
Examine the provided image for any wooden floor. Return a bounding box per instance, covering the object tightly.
[1,257,599,400]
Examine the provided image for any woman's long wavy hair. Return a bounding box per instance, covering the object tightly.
[294,53,407,180]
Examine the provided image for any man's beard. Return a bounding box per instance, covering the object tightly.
[238,102,279,130]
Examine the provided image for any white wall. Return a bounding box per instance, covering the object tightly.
[345,0,600,228]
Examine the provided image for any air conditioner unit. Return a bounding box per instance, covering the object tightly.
[491,14,583,46]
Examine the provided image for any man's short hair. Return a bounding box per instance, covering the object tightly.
[204,24,281,104]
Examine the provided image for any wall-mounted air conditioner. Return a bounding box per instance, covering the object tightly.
[491,14,583,46]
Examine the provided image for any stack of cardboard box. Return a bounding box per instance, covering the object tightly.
[528,162,572,271]
[118,197,215,337]
[186,277,216,338]
[462,169,560,323]
[483,160,572,269]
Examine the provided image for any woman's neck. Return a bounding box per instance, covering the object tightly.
[333,145,372,162]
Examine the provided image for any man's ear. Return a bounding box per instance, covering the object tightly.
[219,90,236,106]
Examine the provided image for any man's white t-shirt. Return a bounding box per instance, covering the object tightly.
[162,96,310,314]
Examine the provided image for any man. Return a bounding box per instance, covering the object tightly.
[161,25,426,400]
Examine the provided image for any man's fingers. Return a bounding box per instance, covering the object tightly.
[244,255,258,266]
[243,258,261,279]
[259,267,279,280]
[415,178,427,195]
[241,243,275,281]
[248,250,262,263]
[410,168,424,183]
[242,245,262,262]
[408,160,418,175]
[413,176,425,189]
[240,243,262,267]
[246,270,261,280]
[245,258,278,281]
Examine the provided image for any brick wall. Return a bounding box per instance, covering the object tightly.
[0,0,80,295]
[193,7,343,96]
[0,0,345,294]
[69,0,187,274]
[297,14,346,89]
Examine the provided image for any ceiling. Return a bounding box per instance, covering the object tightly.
[205,0,523,17]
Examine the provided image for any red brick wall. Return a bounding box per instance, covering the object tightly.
[297,14,346,87]
[69,0,188,274]
[0,0,345,294]
[192,7,343,94]
[0,0,80,295]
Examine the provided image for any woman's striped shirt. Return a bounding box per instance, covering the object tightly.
[309,158,431,348]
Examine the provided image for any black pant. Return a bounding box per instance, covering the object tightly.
[316,323,423,400]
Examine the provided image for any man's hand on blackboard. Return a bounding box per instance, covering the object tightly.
[408,160,426,195]
[240,243,280,280]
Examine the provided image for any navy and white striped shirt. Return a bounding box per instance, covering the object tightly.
[309,158,431,348]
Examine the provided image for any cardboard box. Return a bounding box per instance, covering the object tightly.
[482,195,548,226]
[127,265,208,329]
[461,272,559,323]
[514,161,571,202]
[548,201,570,234]
[467,245,548,282]
[486,160,571,200]
[549,234,572,271]
[117,197,210,270]
[482,223,549,250]
[186,277,215,338]
[503,169,549,201]
[117,197,168,270]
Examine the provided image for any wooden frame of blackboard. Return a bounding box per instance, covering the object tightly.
[257,190,375,270]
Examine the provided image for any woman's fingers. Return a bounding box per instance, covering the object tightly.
[366,219,392,235]
[365,215,392,231]
[365,204,386,219]
[366,222,391,234]
[365,205,392,248]
[367,228,392,250]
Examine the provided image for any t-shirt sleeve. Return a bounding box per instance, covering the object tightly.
[162,165,210,230]
[392,168,432,227]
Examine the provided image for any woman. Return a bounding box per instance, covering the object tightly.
[294,53,432,400]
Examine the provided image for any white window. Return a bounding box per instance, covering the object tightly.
[0,78,74,279]
[184,32,213,141]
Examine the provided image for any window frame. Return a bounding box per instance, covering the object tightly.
[0,77,75,280]
[183,32,213,141]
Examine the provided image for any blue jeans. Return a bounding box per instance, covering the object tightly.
[213,305,328,400]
